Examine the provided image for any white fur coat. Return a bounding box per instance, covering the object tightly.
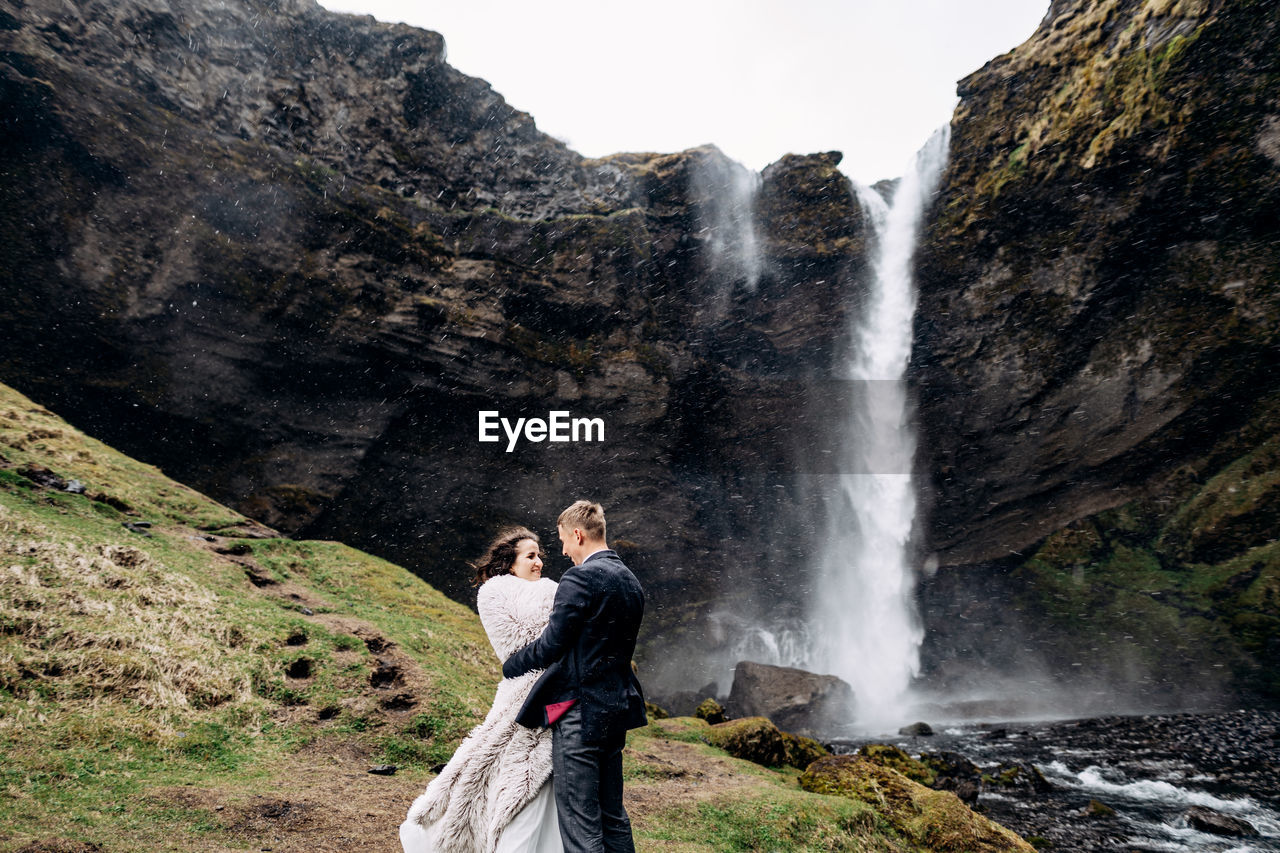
[404,573,557,852]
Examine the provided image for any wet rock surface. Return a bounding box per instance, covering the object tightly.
[1184,805,1259,838]
[725,660,855,737]
[911,0,1280,704]
[834,710,1280,851]
[0,0,870,691]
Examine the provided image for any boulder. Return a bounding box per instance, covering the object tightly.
[703,716,829,771]
[693,698,725,725]
[724,661,854,735]
[983,762,1053,795]
[1184,806,1258,838]
[800,756,1035,852]
[16,464,66,490]
[644,701,669,721]
[780,731,828,770]
[859,743,935,786]
[949,779,980,807]
[704,717,788,768]
[920,750,980,781]
[1085,799,1116,818]
[921,750,982,806]
[899,721,934,736]
[862,744,987,806]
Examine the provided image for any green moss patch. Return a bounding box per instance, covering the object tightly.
[800,755,1035,852]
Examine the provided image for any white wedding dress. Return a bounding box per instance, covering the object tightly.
[399,574,564,853]
[400,777,561,853]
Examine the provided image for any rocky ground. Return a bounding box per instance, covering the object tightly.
[836,710,1280,851]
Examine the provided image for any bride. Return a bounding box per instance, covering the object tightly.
[400,527,563,853]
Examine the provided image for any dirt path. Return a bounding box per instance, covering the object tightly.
[146,722,754,852]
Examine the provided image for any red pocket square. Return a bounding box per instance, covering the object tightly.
[545,700,576,725]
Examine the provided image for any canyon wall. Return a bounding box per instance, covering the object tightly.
[0,0,866,689]
[913,0,1280,704]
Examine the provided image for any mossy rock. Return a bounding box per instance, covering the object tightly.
[756,152,865,259]
[1033,521,1108,567]
[646,716,710,743]
[704,716,788,767]
[800,755,1035,852]
[1085,799,1116,818]
[984,762,1054,793]
[1158,434,1280,564]
[693,697,725,725]
[781,731,828,769]
[644,701,669,720]
[859,742,936,786]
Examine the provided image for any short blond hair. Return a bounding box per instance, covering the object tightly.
[558,500,606,543]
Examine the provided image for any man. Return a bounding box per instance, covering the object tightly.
[502,500,647,853]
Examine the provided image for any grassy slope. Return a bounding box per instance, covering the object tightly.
[0,380,499,850]
[0,381,1026,852]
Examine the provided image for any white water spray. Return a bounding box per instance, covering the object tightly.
[707,162,762,294]
[693,152,762,322]
[810,127,950,730]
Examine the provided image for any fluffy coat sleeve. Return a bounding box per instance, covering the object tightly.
[478,575,558,660]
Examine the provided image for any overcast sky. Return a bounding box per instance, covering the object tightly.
[318,0,1049,183]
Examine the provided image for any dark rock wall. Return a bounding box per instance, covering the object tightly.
[913,0,1280,704]
[0,0,868,689]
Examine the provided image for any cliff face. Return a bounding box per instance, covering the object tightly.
[914,0,1280,703]
[6,0,1277,706]
[0,0,867,685]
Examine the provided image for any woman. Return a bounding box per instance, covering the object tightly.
[400,527,563,853]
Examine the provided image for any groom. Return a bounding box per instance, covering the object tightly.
[503,500,647,853]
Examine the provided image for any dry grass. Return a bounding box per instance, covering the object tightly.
[0,505,260,719]
[0,397,244,532]
[958,0,1213,203]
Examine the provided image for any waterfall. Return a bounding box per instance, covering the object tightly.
[705,162,762,295]
[809,127,950,730]
[692,152,762,322]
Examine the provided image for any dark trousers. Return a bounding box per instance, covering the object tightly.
[551,704,635,853]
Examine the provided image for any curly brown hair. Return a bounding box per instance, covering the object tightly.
[470,526,541,587]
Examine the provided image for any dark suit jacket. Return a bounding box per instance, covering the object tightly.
[503,549,647,739]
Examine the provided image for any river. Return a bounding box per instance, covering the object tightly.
[832,709,1280,851]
